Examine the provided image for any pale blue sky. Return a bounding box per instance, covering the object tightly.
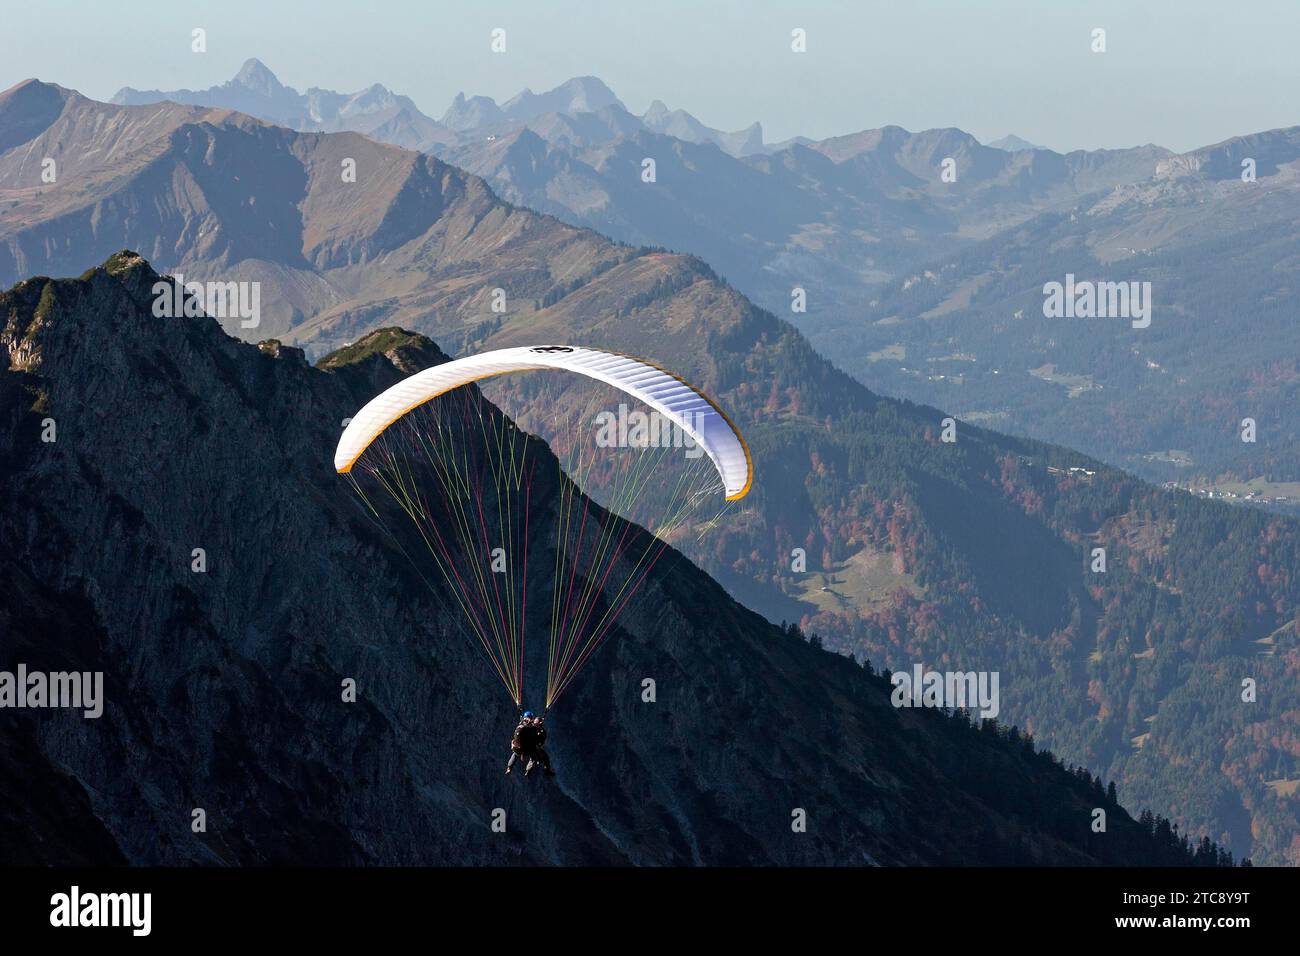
[1,0,1294,152]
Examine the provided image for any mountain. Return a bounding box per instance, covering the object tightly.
[851,126,1300,501]
[1,79,551,335]
[99,63,1166,340]
[0,251,1223,866]
[91,63,1113,317]
[439,77,625,136]
[440,92,506,131]
[381,73,1300,509]
[111,58,456,151]
[443,120,1170,358]
[431,82,1300,507]
[111,57,304,123]
[1,81,1297,863]
[641,99,765,157]
[500,76,624,121]
[987,134,1043,152]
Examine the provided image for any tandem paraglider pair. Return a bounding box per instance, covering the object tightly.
[334,345,752,775]
[506,711,553,777]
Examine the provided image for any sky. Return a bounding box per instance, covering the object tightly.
[1,0,1295,153]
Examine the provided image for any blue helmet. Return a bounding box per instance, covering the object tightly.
[522,710,535,718]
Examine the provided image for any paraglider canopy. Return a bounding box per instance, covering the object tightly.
[334,345,752,501]
[335,344,751,709]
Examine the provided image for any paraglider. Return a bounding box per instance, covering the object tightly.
[506,711,553,777]
[335,345,751,771]
[335,346,751,499]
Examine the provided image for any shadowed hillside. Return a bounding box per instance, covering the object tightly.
[0,253,1224,866]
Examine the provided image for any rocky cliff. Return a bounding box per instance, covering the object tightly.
[0,253,1204,865]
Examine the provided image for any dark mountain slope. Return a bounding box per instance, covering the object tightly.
[0,253,1215,866]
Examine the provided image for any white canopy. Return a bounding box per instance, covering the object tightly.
[334,345,752,500]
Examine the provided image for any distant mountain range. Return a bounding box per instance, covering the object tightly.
[111,59,768,158]
[2,77,1297,863]
[110,58,457,151]
[106,61,1300,502]
[856,126,1300,500]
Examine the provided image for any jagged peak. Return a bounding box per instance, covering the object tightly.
[101,250,149,277]
[0,77,72,107]
[501,76,624,119]
[987,133,1043,152]
[232,58,284,92]
[2,77,63,96]
[0,78,72,153]
[558,75,616,96]
[256,338,308,365]
[316,327,446,374]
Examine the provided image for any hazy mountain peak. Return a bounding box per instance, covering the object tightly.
[110,58,300,118]
[639,98,766,156]
[987,133,1043,152]
[500,76,624,121]
[0,77,71,109]
[1154,125,1300,181]
[0,78,75,152]
[105,60,452,150]
[810,125,903,162]
[232,58,284,94]
[344,83,401,111]
[441,92,505,130]
[3,77,59,96]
